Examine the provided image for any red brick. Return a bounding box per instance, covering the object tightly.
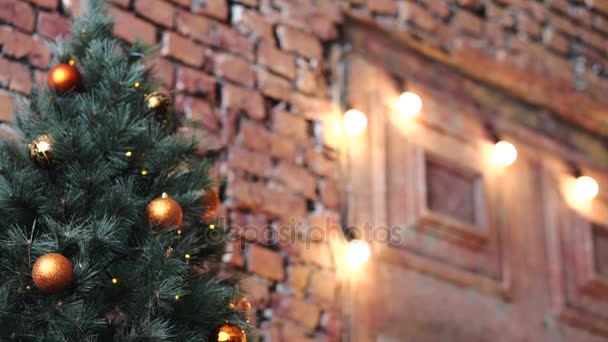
[214,53,254,87]
[153,58,175,90]
[231,211,271,244]
[176,66,215,96]
[307,212,339,243]
[161,32,206,67]
[248,245,285,280]
[232,5,274,41]
[240,121,271,151]
[239,276,270,308]
[27,0,58,9]
[280,321,317,342]
[277,163,317,199]
[272,110,308,143]
[424,0,450,19]
[221,83,265,120]
[0,27,51,68]
[176,96,220,132]
[0,0,35,32]
[111,0,130,8]
[300,242,334,269]
[550,13,578,36]
[260,187,306,220]
[37,12,70,39]
[257,70,291,101]
[134,0,175,28]
[270,133,297,161]
[176,10,213,38]
[235,0,258,5]
[0,91,14,122]
[400,1,437,32]
[296,67,316,95]
[544,29,569,54]
[215,24,255,60]
[287,264,312,292]
[310,15,337,41]
[225,240,245,267]
[229,178,266,209]
[486,3,514,28]
[192,0,229,21]
[276,25,323,61]
[309,270,337,307]
[453,9,484,37]
[368,0,398,15]
[305,149,338,179]
[276,298,321,330]
[0,58,31,94]
[110,7,156,45]
[518,14,541,39]
[257,41,296,80]
[228,146,273,177]
[320,179,340,210]
[176,11,254,59]
[458,0,482,9]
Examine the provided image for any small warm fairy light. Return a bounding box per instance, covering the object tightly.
[26,285,31,290]
[209,224,216,230]
[345,239,371,270]
[134,81,141,88]
[175,295,180,301]
[68,59,75,66]
[573,175,599,203]
[218,331,230,342]
[491,141,518,167]
[79,263,83,269]
[177,229,183,235]
[343,109,367,136]
[141,170,148,176]
[185,254,191,260]
[112,278,118,284]
[397,91,422,117]
[125,151,133,158]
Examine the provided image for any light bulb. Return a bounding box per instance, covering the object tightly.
[345,239,370,269]
[573,176,599,203]
[397,91,422,117]
[343,109,367,136]
[491,141,518,167]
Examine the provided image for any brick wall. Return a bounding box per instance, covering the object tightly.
[1,0,608,341]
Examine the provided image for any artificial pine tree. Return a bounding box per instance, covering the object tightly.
[0,0,249,340]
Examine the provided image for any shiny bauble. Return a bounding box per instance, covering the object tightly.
[145,92,177,131]
[146,194,184,230]
[47,63,81,95]
[216,324,246,342]
[32,253,74,294]
[201,188,220,222]
[29,134,55,169]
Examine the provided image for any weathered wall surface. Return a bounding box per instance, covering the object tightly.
[2,0,608,341]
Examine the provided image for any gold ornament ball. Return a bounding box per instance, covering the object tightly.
[29,134,55,168]
[145,92,177,131]
[216,324,246,342]
[32,253,74,294]
[47,63,81,95]
[201,188,220,222]
[146,195,184,230]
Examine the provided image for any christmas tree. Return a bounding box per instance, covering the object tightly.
[0,0,249,340]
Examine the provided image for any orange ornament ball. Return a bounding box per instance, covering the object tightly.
[146,194,184,230]
[32,253,74,294]
[201,188,220,222]
[216,324,246,342]
[47,63,81,95]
